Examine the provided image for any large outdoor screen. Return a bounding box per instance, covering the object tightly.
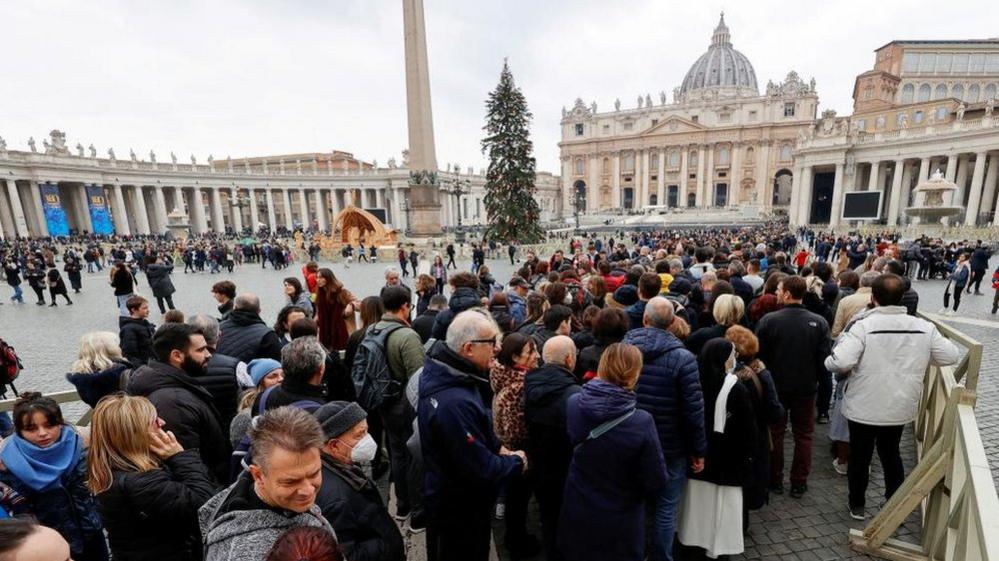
[842,191,882,220]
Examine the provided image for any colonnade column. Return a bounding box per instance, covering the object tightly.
[829,162,846,228]
[281,189,294,230]
[28,182,47,237]
[375,188,385,209]
[312,190,326,231]
[868,161,880,191]
[983,154,999,220]
[954,155,970,208]
[131,186,151,235]
[887,160,906,226]
[170,187,184,214]
[728,143,741,207]
[188,188,207,233]
[4,180,29,237]
[797,166,813,224]
[265,189,277,231]
[965,152,988,226]
[110,184,130,235]
[231,188,244,233]
[788,166,803,224]
[75,184,94,233]
[153,186,168,233]
[248,188,260,232]
[695,145,706,207]
[209,188,224,232]
[640,149,649,208]
[299,189,311,229]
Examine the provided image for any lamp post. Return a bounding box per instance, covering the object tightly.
[440,169,471,230]
[230,186,251,235]
[573,187,584,230]
[402,197,412,237]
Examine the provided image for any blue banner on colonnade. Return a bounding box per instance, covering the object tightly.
[39,183,70,236]
[86,185,114,235]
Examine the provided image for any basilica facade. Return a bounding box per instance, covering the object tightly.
[558,14,818,216]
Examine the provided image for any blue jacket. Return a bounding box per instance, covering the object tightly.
[430,287,483,341]
[417,343,523,521]
[506,291,527,325]
[624,300,647,330]
[622,328,707,459]
[557,379,667,561]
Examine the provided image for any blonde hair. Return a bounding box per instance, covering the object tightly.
[87,394,160,494]
[597,343,643,391]
[712,294,745,327]
[70,332,124,374]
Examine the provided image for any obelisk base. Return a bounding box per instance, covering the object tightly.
[407,172,442,237]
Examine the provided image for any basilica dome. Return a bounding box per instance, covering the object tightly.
[679,14,759,99]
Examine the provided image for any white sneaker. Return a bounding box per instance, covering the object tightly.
[494,502,506,520]
[833,459,848,476]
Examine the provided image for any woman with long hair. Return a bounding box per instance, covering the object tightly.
[490,333,542,558]
[414,274,436,316]
[575,307,629,382]
[488,292,516,334]
[66,331,135,408]
[587,275,606,309]
[274,306,308,345]
[515,292,549,336]
[677,338,756,559]
[314,268,358,351]
[0,392,108,561]
[558,343,667,561]
[88,394,217,561]
[283,277,314,317]
[430,255,447,295]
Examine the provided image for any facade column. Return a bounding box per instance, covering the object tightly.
[641,149,650,208]
[375,187,385,209]
[612,153,621,208]
[75,184,94,233]
[728,143,741,206]
[299,189,311,229]
[797,166,814,224]
[28,182,48,237]
[953,154,970,208]
[982,154,999,221]
[887,160,906,225]
[657,148,666,204]
[110,183,130,235]
[247,188,260,231]
[587,155,599,211]
[829,163,846,228]
[4,180,30,237]
[152,186,168,234]
[965,152,988,226]
[788,166,803,224]
[756,142,771,206]
[231,188,244,233]
[209,188,225,232]
[281,189,294,229]
[131,186,151,235]
[867,161,880,191]
[265,189,278,231]
[705,145,715,206]
[170,187,184,213]
[695,145,707,207]
[188,187,207,233]
[314,189,328,231]
[678,146,689,207]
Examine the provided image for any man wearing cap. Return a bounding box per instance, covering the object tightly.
[506,276,531,325]
[314,401,405,561]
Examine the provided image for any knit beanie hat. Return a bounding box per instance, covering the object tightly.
[247,358,282,387]
[314,401,368,440]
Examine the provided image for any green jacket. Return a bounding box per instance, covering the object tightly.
[374,315,426,383]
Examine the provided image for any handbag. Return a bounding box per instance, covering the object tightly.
[943,279,952,308]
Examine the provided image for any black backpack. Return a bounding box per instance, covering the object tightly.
[351,323,405,410]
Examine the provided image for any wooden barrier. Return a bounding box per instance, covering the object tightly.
[849,313,999,560]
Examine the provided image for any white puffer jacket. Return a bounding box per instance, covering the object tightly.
[825,306,960,426]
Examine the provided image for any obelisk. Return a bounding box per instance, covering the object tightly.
[402,0,443,237]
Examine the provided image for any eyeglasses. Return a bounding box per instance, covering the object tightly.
[468,338,500,346]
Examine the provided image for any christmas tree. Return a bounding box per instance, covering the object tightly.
[481,60,544,243]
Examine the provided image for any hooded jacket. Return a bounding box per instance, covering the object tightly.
[65,360,133,408]
[119,315,156,365]
[199,474,335,561]
[430,287,483,340]
[622,327,706,459]
[558,379,667,561]
[523,364,581,493]
[417,342,523,521]
[146,263,176,297]
[218,309,283,363]
[127,360,231,482]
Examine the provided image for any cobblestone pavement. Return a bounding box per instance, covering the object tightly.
[2,258,996,560]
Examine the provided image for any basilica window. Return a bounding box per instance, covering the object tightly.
[623,152,635,173]
[602,157,610,175]
[602,124,610,134]
[748,110,758,121]
[575,123,584,136]
[936,53,953,73]
[918,53,936,73]
[952,84,965,101]
[719,112,731,123]
[952,54,969,73]
[574,158,584,175]
[779,144,792,162]
[970,53,985,73]
[967,84,980,103]
[650,153,659,170]
[668,150,680,168]
[917,84,931,102]
[689,151,698,166]
[934,84,948,100]
[623,122,634,131]
[936,107,947,121]
[783,102,795,117]
[691,115,699,123]
[902,52,919,73]
[985,84,997,101]
[876,116,886,129]
[900,84,915,104]
[718,147,730,166]
[988,55,999,73]
[651,119,659,126]
[745,147,755,163]
[914,111,924,124]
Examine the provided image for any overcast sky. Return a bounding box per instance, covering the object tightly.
[3,0,996,174]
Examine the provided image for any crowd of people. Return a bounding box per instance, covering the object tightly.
[0,222,977,561]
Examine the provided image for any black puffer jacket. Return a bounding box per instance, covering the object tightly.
[97,449,218,561]
[431,287,483,340]
[193,351,242,429]
[127,361,231,483]
[119,316,156,365]
[315,455,405,561]
[145,263,176,298]
[754,304,831,400]
[217,309,283,363]
[66,360,134,408]
[523,364,581,506]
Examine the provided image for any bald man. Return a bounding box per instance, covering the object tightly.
[217,292,284,362]
[524,335,581,561]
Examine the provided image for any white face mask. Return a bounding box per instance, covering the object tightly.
[350,433,378,464]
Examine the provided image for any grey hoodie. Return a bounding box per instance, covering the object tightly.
[199,478,336,561]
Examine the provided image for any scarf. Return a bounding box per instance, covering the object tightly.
[1,428,81,492]
[713,374,739,434]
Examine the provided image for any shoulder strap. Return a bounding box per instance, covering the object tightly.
[257,385,278,416]
[576,409,636,450]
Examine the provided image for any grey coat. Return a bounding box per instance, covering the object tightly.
[199,479,336,561]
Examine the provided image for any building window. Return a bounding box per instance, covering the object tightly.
[749,110,758,121]
[952,84,965,101]
[602,157,610,174]
[574,158,584,175]
[970,53,985,73]
[918,53,936,73]
[937,53,953,73]
[689,151,698,166]
[691,115,699,123]
[985,83,997,101]
[623,122,634,131]
[918,84,931,102]
[719,112,731,123]
[780,144,792,161]
[988,55,999,73]
[901,83,915,104]
[856,119,866,131]
[602,124,610,134]
[668,150,680,167]
[651,119,659,126]
[914,111,924,124]
[934,84,948,100]
[876,115,886,129]
[623,152,635,173]
[897,113,907,126]
[967,84,980,103]
[475,198,481,218]
[902,52,919,72]
[650,153,659,170]
[936,107,947,120]
[783,102,795,117]
[718,147,730,166]
[574,123,584,136]
[953,53,969,73]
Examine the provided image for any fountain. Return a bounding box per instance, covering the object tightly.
[904,169,962,225]
[165,207,192,240]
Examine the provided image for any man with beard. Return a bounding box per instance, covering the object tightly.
[127,323,231,482]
